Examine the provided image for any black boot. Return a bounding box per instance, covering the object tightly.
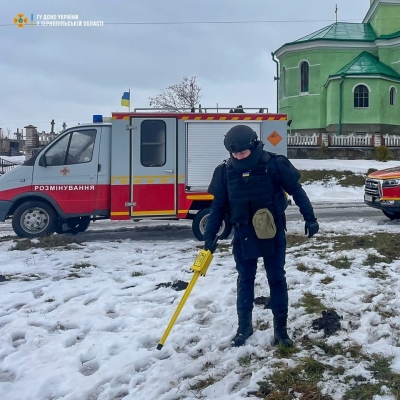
[232,313,253,347]
[273,317,293,347]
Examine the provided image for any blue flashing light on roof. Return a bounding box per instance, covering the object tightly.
[93,115,103,123]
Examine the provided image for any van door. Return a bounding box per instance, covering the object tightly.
[33,128,100,215]
[130,118,177,217]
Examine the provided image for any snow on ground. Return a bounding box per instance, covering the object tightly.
[1,160,400,399]
[291,159,400,203]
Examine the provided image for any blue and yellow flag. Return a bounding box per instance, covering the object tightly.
[121,91,130,107]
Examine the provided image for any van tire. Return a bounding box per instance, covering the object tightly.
[67,217,91,234]
[12,201,57,238]
[192,208,232,241]
[382,210,400,220]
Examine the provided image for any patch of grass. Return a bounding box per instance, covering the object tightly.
[314,340,345,357]
[329,256,352,269]
[367,269,389,280]
[344,343,364,359]
[238,355,252,367]
[286,234,309,249]
[361,293,377,303]
[9,239,33,251]
[260,358,333,400]
[189,375,217,392]
[275,344,300,358]
[21,274,42,281]
[343,382,383,399]
[255,318,270,331]
[68,272,81,279]
[332,365,346,376]
[131,270,145,277]
[363,253,390,266]
[72,262,92,269]
[331,233,400,263]
[9,235,81,251]
[344,354,400,399]
[297,262,324,274]
[299,292,327,314]
[320,276,334,285]
[299,169,366,187]
[374,306,396,319]
[297,263,308,272]
[300,338,363,360]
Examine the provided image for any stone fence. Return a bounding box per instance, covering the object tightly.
[287,132,400,159]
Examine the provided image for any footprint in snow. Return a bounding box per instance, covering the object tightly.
[12,331,26,349]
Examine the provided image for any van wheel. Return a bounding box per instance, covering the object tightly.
[12,201,57,238]
[382,210,400,220]
[192,208,232,241]
[67,217,91,234]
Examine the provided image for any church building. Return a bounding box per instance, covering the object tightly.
[274,0,400,136]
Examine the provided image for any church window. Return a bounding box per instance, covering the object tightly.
[300,61,309,93]
[354,84,369,108]
[390,87,396,106]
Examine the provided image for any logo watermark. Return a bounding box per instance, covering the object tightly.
[13,13,104,28]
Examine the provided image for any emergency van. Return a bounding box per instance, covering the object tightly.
[364,166,400,220]
[0,107,288,239]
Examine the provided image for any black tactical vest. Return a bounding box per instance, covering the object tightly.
[226,152,285,226]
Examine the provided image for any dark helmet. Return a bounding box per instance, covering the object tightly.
[224,125,258,153]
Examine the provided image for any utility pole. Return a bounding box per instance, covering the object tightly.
[335,4,338,23]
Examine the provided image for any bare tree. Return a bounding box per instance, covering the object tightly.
[149,76,202,111]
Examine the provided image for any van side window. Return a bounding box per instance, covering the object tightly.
[140,120,166,167]
[45,130,96,166]
[67,130,96,164]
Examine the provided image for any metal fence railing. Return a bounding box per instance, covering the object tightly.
[288,132,319,146]
[0,158,20,175]
[383,134,400,147]
[330,133,372,147]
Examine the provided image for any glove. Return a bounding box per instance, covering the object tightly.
[305,220,319,238]
[204,236,218,254]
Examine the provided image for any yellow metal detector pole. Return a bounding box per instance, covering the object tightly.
[156,246,216,350]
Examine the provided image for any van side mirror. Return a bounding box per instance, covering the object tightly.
[39,155,47,167]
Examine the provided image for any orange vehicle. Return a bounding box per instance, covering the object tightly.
[364,166,400,220]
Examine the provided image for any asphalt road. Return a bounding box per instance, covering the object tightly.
[0,202,397,243]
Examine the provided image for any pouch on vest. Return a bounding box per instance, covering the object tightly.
[252,208,276,239]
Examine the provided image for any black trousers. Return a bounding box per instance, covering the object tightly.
[233,229,288,320]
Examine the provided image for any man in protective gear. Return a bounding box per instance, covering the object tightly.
[203,125,319,347]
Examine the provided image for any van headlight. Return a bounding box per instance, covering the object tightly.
[382,179,400,188]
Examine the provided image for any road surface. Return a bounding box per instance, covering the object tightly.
[0,202,397,242]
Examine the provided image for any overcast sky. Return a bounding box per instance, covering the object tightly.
[2,0,370,135]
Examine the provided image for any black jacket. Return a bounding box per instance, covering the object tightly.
[204,150,316,259]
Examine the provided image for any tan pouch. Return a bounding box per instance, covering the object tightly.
[252,208,276,239]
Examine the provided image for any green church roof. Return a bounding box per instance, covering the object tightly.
[329,51,400,81]
[293,22,376,44]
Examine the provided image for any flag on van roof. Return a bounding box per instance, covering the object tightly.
[121,91,130,107]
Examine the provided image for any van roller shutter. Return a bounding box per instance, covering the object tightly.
[186,122,261,191]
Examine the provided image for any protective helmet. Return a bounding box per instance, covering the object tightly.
[224,125,258,153]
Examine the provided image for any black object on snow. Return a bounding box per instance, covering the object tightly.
[254,296,271,309]
[312,310,342,337]
[156,280,188,291]
[0,275,8,282]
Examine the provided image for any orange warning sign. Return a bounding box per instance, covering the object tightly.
[267,131,282,146]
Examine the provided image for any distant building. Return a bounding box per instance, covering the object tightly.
[274,0,400,136]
